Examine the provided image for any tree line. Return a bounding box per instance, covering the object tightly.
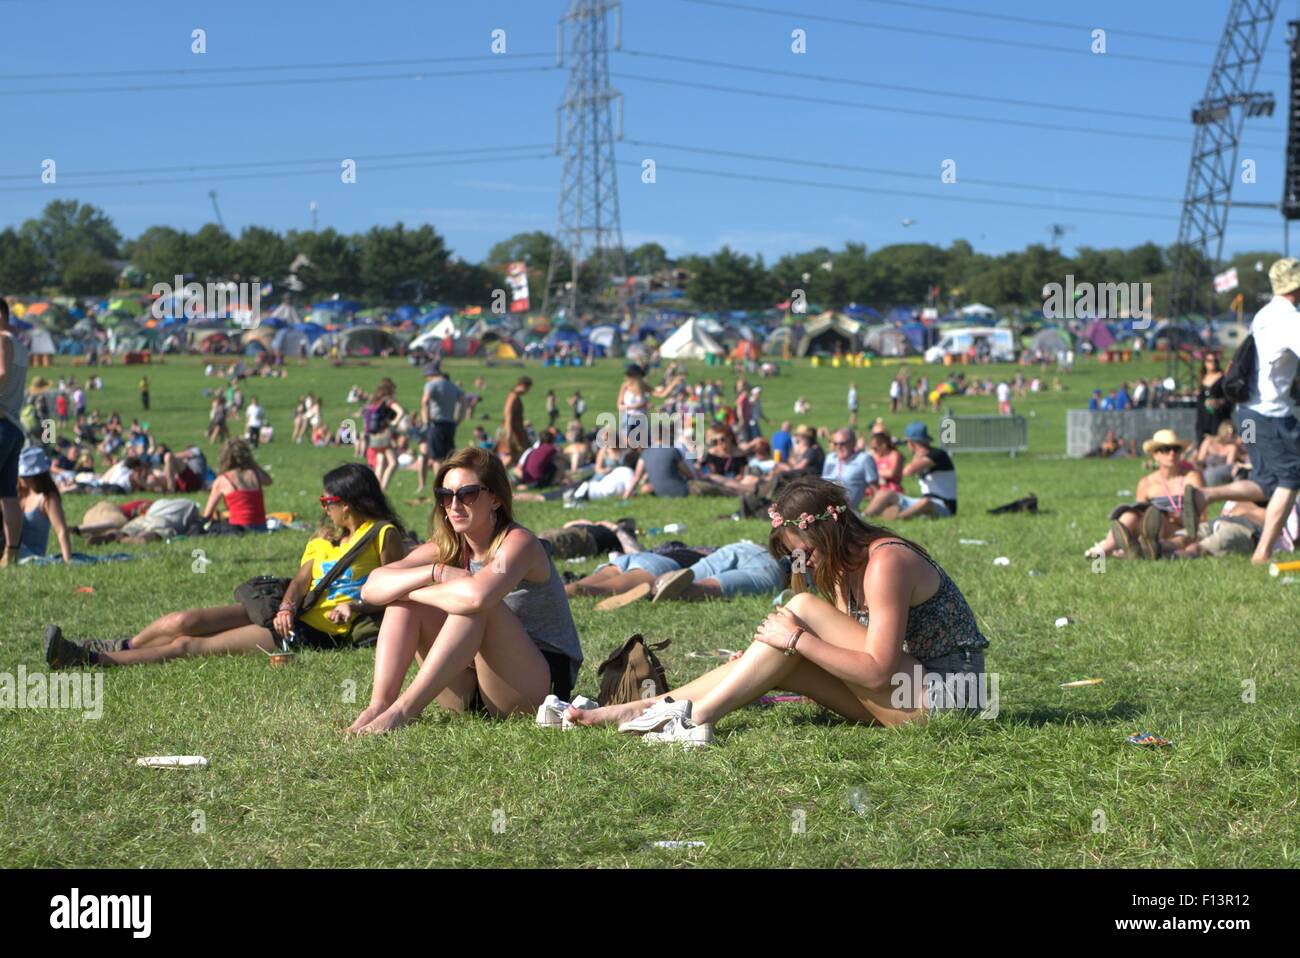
[0,200,1279,316]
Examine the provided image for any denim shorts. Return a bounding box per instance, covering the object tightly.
[920,650,990,716]
[1236,408,1300,495]
[688,541,784,596]
[596,551,681,578]
[0,419,23,498]
[897,494,953,517]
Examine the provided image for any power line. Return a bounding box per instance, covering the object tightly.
[0,144,553,182]
[613,71,1281,148]
[674,0,1289,79]
[0,64,558,97]
[623,138,1183,205]
[0,153,556,194]
[619,48,1187,124]
[0,52,554,83]
[612,157,1282,227]
[846,0,1216,48]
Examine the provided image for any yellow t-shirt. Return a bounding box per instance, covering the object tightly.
[298,521,395,636]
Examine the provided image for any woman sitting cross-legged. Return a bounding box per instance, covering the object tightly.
[42,463,407,667]
[565,476,992,746]
[345,446,584,735]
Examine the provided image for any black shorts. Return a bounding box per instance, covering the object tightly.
[425,420,457,459]
[1236,409,1300,496]
[290,619,348,650]
[467,650,577,714]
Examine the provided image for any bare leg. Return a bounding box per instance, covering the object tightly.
[898,498,939,520]
[1,497,21,555]
[1253,486,1298,564]
[96,624,275,666]
[347,599,445,732]
[568,568,654,597]
[1201,479,1265,504]
[128,605,251,648]
[862,488,899,517]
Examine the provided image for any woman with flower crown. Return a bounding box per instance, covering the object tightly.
[564,476,991,746]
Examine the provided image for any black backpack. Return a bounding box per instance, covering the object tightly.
[1221,335,1257,406]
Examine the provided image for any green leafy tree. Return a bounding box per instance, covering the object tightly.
[683,246,776,310]
[0,228,48,294]
[186,224,236,282]
[358,223,450,302]
[124,226,190,286]
[57,246,118,295]
[20,200,121,288]
[288,229,362,300]
[235,226,293,284]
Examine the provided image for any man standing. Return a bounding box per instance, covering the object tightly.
[503,376,532,460]
[417,360,464,495]
[1226,258,1300,563]
[821,428,878,509]
[0,298,30,567]
[139,375,150,411]
[851,381,863,423]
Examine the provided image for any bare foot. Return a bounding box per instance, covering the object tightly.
[1250,554,1271,567]
[356,708,415,735]
[344,703,390,734]
[565,698,653,728]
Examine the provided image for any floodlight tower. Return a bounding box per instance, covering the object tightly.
[541,0,628,323]
[1167,0,1280,385]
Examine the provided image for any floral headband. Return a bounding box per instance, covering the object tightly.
[770,504,846,530]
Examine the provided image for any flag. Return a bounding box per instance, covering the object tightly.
[1213,267,1239,293]
[506,261,530,313]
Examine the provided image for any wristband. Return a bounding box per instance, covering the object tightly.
[783,627,805,656]
[433,562,444,584]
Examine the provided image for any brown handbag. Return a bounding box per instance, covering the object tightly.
[596,634,671,706]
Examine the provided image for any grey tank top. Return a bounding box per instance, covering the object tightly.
[469,542,583,680]
[0,331,29,427]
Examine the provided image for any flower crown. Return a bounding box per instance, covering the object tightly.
[769,503,846,530]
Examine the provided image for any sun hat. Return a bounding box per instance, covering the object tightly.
[904,421,933,444]
[29,377,52,392]
[18,446,51,477]
[1142,428,1190,456]
[1269,258,1300,296]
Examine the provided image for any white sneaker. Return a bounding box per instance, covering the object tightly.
[643,715,715,748]
[617,696,691,734]
[536,694,599,729]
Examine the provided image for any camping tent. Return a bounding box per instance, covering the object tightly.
[1029,328,1071,358]
[861,327,913,357]
[426,316,461,340]
[587,324,622,357]
[763,326,795,356]
[338,326,397,356]
[960,303,996,318]
[27,326,56,358]
[269,303,303,325]
[796,312,862,356]
[659,318,725,359]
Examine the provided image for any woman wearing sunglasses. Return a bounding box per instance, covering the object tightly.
[43,463,408,668]
[346,446,583,734]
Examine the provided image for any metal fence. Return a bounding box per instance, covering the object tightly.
[939,414,1029,456]
[1066,408,1197,458]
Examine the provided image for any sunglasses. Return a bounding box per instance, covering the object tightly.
[436,483,484,509]
[1153,445,1181,454]
[832,440,851,447]
[319,494,342,507]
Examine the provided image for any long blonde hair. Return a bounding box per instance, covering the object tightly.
[427,446,515,568]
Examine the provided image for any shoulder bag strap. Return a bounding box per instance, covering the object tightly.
[299,522,390,613]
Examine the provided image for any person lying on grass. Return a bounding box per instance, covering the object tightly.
[563,476,991,746]
[1084,428,1206,561]
[345,445,583,735]
[568,536,791,611]
[43,463,407,668]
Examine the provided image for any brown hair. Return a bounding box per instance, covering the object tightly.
[428,446,515,568]
[375,377,396,399]
[218,437,257,473]
[1216,420,1236,441]
[766,477,927,608]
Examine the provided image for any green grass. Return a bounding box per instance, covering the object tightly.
[1,354,1296,867]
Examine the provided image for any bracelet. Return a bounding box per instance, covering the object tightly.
[432,562,444,584]
[783,627,805,657]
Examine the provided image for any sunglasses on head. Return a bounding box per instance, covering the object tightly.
[319,494,342,507]
[436,483,484,509]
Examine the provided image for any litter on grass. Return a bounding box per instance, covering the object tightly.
[1116,490,1134,497]
[136,756,209,768]
[1059,678,1104,688]
[993,556,1011,566]
[647,840,705,848]
[1126,732,1174,748]
[959,538,988,545]
[687,649,738,659]
[1054,616,1073,627]
[75,586,95,594]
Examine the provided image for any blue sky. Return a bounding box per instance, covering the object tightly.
[2,0,1298,264]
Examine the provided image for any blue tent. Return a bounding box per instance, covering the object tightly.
[899,322,936,353]
[844,304,882,320]
[885,307,915,325]
[293,322,328,341]
[545,327,584,349]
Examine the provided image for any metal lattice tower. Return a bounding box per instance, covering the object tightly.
[541,0,628,323]
[1167,0,1280,384]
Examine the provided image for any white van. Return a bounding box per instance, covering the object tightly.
[924,327,1016,364]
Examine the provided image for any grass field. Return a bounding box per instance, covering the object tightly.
[1,352,1295,868]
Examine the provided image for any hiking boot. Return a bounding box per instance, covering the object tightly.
[43,625,96,669]
[80,636,130,654]
[1182,485,1204,540]
[1138,506,1164,560]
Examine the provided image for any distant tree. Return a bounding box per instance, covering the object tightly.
[289,229,362,300]
[235,226,294,284]
[684,246,776,310]
[124,226,189,285]
[625,242,671,276]
[20,200,121,288]
[57,246,118,295]
[0,228,48,293]
[358,223,450,301]
[186,224,236,282]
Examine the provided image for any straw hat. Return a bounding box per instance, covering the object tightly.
[1269,258,1300,296]
[29,377,51,392]
[1142,428,1190,456]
